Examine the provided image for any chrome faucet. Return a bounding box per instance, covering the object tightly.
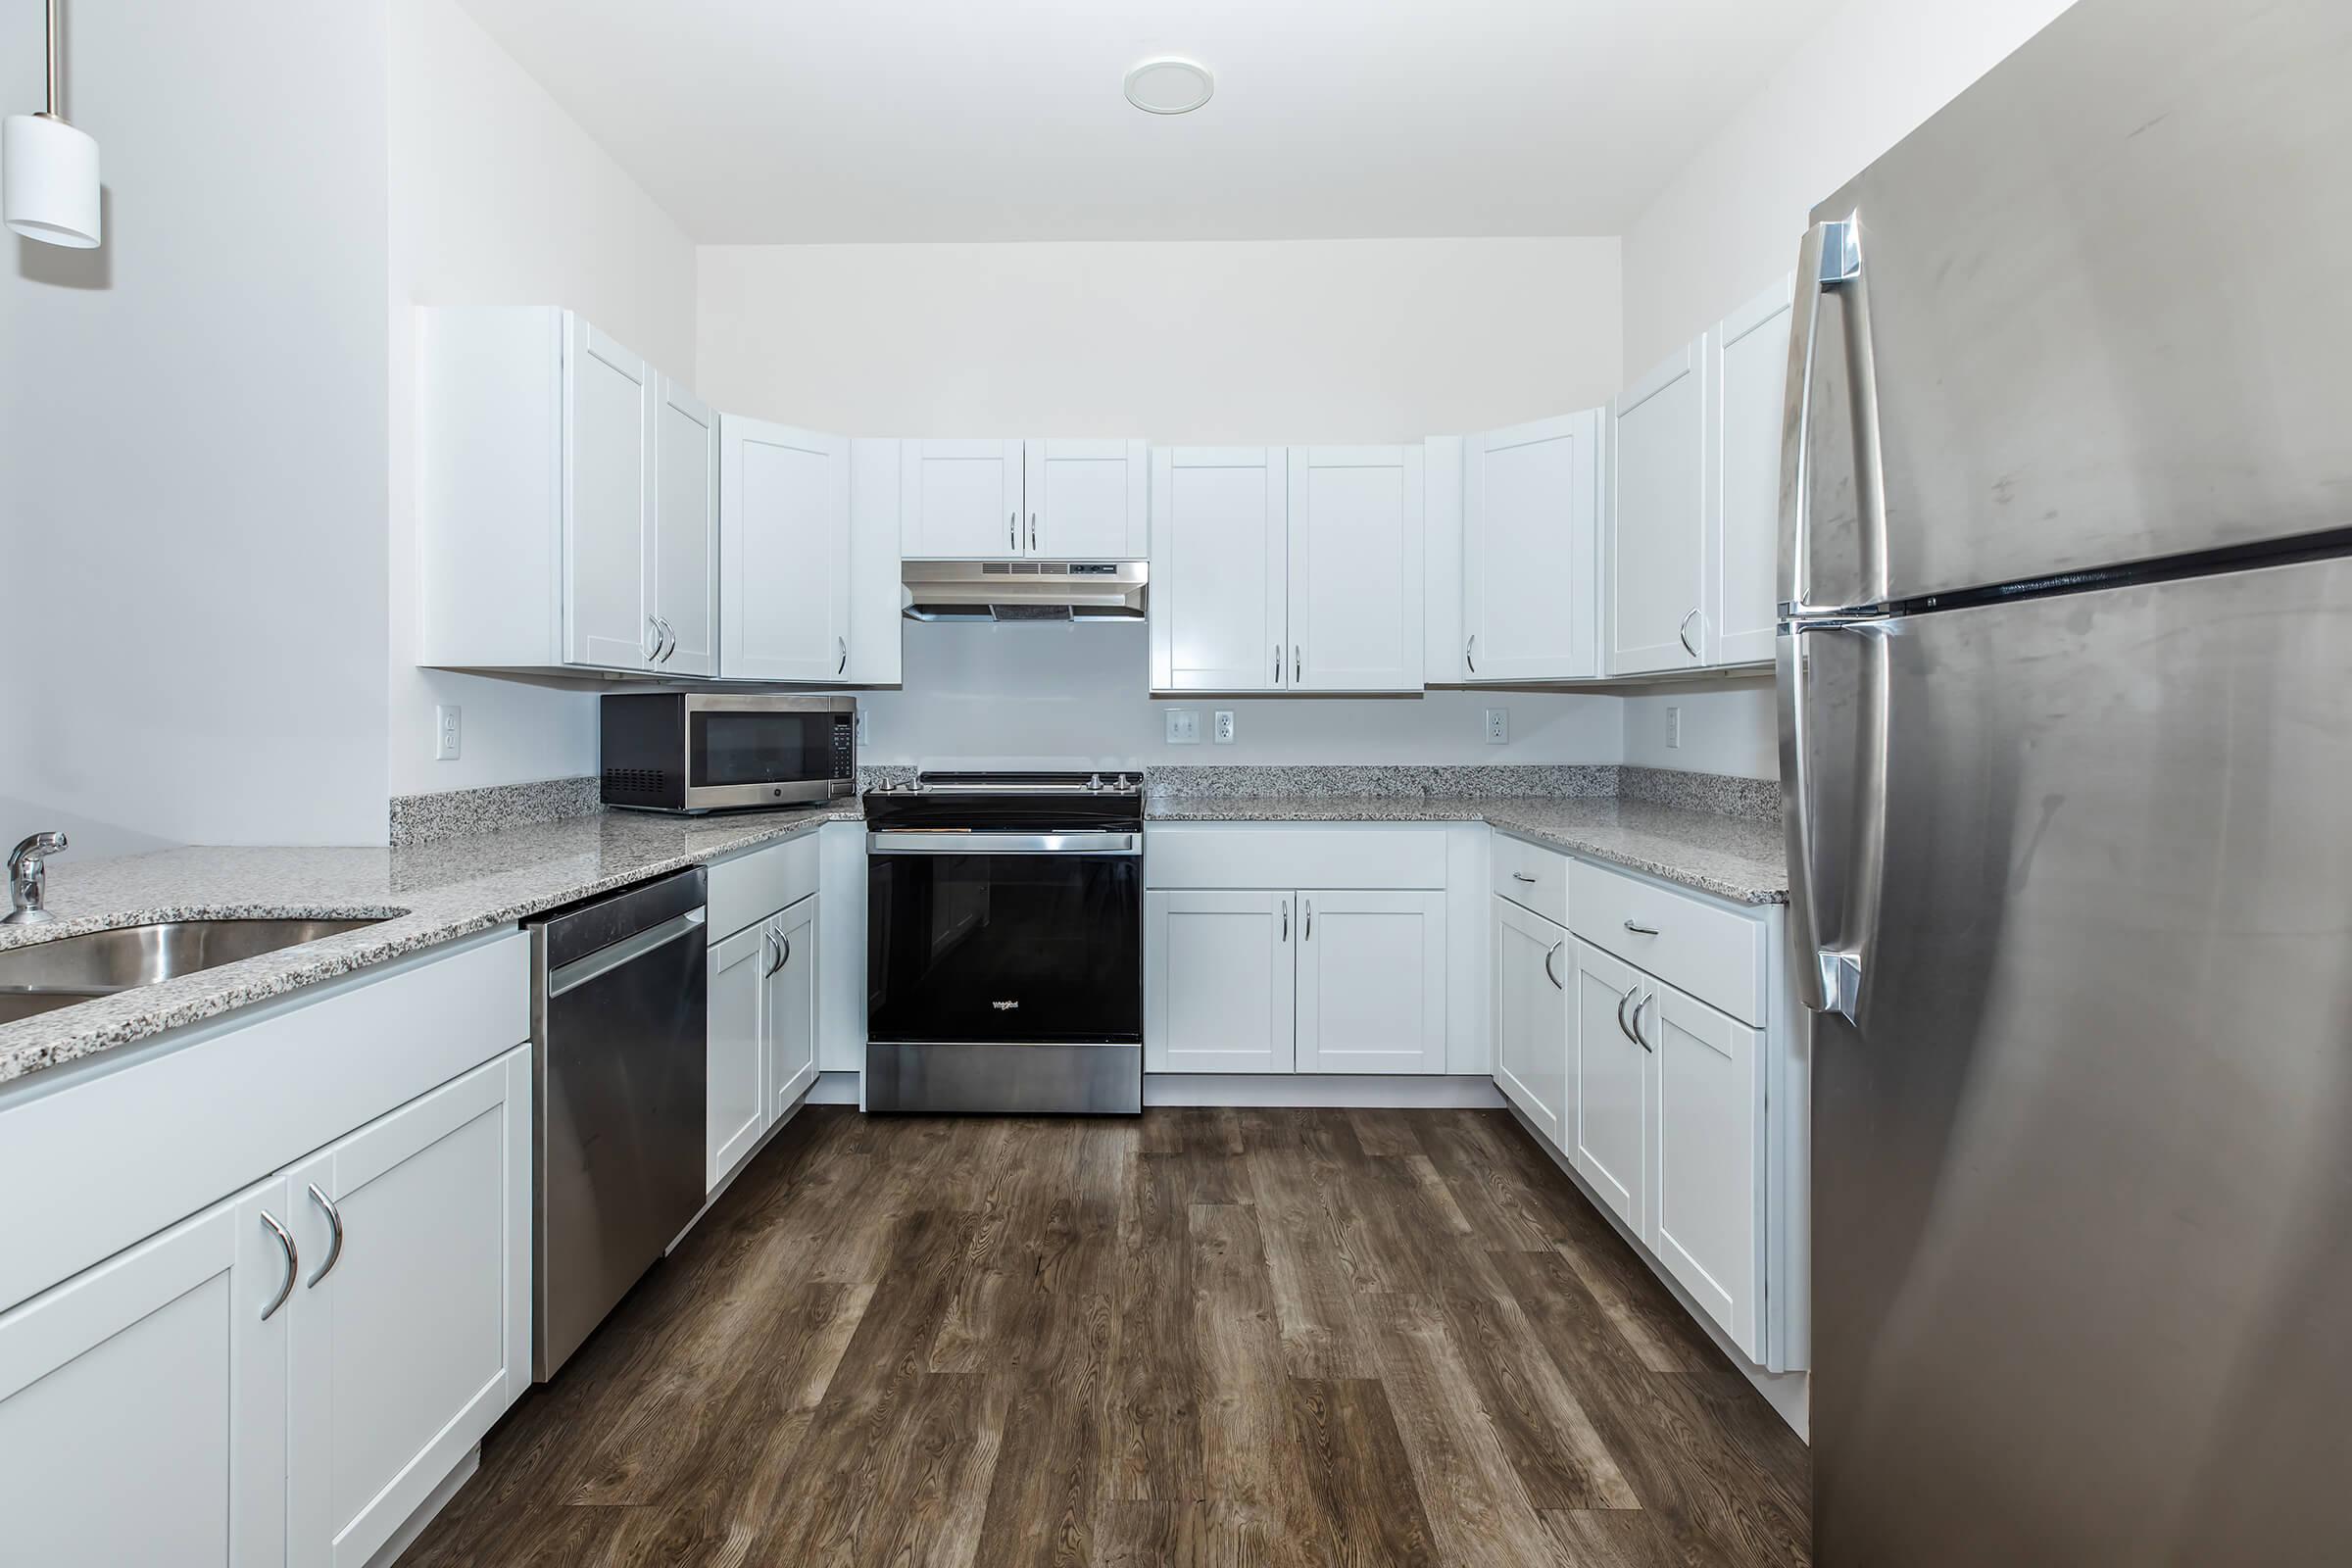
[6,832,67,925]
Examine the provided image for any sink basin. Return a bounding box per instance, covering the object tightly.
[0,917,386,1025]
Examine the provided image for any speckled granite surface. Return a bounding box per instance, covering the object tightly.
[1143,763,1620,802]
[1618,765,1781,825]
[0,802,863,1087]
[388,775,603,848]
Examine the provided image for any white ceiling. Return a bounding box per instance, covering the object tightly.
[455,0,1842,244]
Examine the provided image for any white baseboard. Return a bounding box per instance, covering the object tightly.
[1502,1102,1810,1441]
[808,1069,860,1105]
[1143,1073,1506,1108]
[362,1443,479,1568]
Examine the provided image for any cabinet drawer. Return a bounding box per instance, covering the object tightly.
[1491,832,1569,924]
[1145,824,1446,891]
[1570,860,1765,1025]
[709,831,821,942]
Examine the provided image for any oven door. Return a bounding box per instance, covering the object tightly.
[866,831,1143,1046]
[682,696,848,810]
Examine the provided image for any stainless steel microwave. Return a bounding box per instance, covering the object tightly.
[599,694,856,813]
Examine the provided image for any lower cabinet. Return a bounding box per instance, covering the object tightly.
[1492,897,1569,1144]
[1145,890,1296,1073]
[707,890,819,1194]
[1295,890,1446,1073]
[1648,981,1767,1361]
[1570,939,1652,1238]
[0,1041,532,1568]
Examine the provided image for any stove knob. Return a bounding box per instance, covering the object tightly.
[1086,773,1104,792]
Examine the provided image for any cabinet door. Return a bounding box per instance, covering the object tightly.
[1493,899,1569,1144]
[708,918,769,1192]
[1145,889,1295,1072]
[845,439,905,685]
[1149,448,1289,692]
[1651,984,1767,1359]
[1296,889,1446,1074]
[1607,341,1709,675]
[564,315,656,670]
[1464,412,1600,681]
[0,1177,289,1567]
[1286,446,1425,691]
[720,416,851,682]
[900,439,1024,559]
[654,377,719,677]
[1573,940,1652,1238]
[1026,439,1148,559]
[1709,277,1793,668]
[765,894,820,1116]
[287,1049,530,1568]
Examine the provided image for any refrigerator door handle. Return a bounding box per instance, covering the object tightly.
[1781,216,1886,617]
[1779,622,1888,1024]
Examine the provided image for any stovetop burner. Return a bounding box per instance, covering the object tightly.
[864,770,1145,832]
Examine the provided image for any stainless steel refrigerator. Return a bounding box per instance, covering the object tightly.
[1779,0,2352,1560]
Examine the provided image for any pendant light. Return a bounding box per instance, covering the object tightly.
[5,0,101,248]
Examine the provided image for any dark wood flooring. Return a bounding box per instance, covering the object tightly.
[399,1106,1809,1567]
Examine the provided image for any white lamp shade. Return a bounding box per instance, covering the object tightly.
[4,112,101,248]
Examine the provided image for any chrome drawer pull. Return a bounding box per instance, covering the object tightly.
[1622,920,1659,936]
[1512,871,1539,884]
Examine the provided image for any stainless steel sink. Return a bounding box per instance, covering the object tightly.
[0,917,386,1025]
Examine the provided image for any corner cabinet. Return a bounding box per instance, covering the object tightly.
[1149,448,1424,694]
[1462,411,1603,682]
[1606,340,1711,675]
[901,438,1147,562]
[418,307,715,679]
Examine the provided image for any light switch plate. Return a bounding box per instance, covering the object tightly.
[434,704,462,761]
[1484,708,1509,746]
[1213,710,1236,745]
[1165,708,1201,745]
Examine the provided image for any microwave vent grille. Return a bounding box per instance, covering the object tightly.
[603,767,666,795]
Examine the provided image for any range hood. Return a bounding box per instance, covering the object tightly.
[901,561,1148,623]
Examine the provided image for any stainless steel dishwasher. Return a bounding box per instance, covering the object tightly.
[527,866,708,1380]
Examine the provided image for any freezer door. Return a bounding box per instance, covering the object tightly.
[1790,556,2352,1564]
[1781,0,2352,614]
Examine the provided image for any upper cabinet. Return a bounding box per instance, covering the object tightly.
[1607,340,1711,675]
[901,438,1147,561]
[1462,411,1602,682]
[1287,446,1426,692]
[418,307,712,679]
[1708,275,1793,667]
[719,416,850,683]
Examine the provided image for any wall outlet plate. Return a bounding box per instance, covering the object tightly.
[1666,705,1683,750]
[1213,710,1236,745]
[1484,707,1508,746]
[1165,708,1201,745]
[434,704,462,761]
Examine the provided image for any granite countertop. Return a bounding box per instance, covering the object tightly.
[1145,793,1788,906]
[0,802,862,1087]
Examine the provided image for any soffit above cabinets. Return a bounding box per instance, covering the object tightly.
[454,0,1844,243]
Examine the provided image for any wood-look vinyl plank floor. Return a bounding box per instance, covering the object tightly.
[397,1106,1809,1568]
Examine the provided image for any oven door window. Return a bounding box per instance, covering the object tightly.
[689,711,828,787]
[867,850,1141,1045]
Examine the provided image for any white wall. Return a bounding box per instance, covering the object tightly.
[385,0,698,801]
[0,3,391,857]
[1615,0,2080,780]
[700,236,1625,767]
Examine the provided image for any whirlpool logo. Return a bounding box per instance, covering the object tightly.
[992,999,1020,1011]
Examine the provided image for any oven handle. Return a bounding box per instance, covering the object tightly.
[866,831,1142,857]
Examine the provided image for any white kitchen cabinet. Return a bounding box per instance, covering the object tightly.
[899,439,1025,559]
[1463,411,1602,682]
[1145,889,1296,1073]
[1492,898,1570,1145]
[654,377,720,677]
[1294,889,1447,1074]
[1650,982,1768,1360]
[720,416,851,682]
[286,1047,530,1568]
[765,894,820,1117]
[0,1176,290,1567]
[1709,277,1793,668]
[1572,938,1651,1237]
[707,919,769,1191]
[1149,448,1290,692]
[845,440,906,686]
[1606,340,1711,675]
[418,306,713,679]
[1026,439,1149,559]
[1286,446,1426,692]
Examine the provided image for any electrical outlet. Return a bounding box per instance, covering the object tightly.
[434,704,462,761]
[1165,708,1201,745]
[1213,710,1236,745]
[1665,705,1683,751]
[1484,707,1509,746]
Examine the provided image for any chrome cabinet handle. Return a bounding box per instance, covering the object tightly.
[1616,982,1642,1045]
[660,616,678,663]
[644,614,661,662]
[260,1209,298,1321]
[1615,985,1632,1041]
[1281,900,1290,941]
[305,1183,344,1287]
[1303,900,1313,941]
[1293,645,1301,684]
[1543,941,1563,990]
[1273,644,1282,686]
[1678,609,1700,659]
[1028,513,1038,552]
[1622,919,1659,936]
[1512,871,1539,884]
[1465,633,1479,674]
[1631,992,1655,1052]
[836,635,848,675]
[1009,512,1018,552]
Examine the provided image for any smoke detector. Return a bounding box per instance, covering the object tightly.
[1124,57,1214,116]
